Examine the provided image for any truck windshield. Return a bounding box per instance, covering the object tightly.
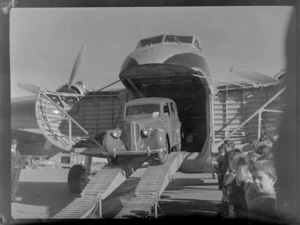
[125,104,160,116]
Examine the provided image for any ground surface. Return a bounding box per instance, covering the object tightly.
[12,167,222,220]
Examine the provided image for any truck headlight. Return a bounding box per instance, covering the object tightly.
[112,128,122,138]
[142,127,153,136]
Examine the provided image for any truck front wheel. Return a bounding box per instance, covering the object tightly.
[68,164,87,193]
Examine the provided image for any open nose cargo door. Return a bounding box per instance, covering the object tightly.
[35,89,129,152]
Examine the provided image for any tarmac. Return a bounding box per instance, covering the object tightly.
[12,167,222,220]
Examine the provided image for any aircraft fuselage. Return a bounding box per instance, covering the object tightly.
[119,34,214,172]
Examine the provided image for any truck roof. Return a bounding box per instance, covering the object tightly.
[125,97,174,105]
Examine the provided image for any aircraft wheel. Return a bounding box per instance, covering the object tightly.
[108,156,119,165]
[158,137,169,165]
[68,164,87,193]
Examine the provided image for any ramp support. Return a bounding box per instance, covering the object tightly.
[154,201,164,218]
[99,196,102,218]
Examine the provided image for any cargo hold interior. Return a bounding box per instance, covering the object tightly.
[121,69,207,153]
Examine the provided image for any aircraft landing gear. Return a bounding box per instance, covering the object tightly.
[68,156,92,193]
[68,164,88,193]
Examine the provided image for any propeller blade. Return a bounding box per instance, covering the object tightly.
[17,83,41,94]
[230,67,280,85]
[68,46,85,88]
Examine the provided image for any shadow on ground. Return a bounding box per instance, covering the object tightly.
[159,198,220,217]
[165,178,218,190]
[17,182,80,216]
[96,176,142,218]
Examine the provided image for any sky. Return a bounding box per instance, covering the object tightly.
[10,6,293,98]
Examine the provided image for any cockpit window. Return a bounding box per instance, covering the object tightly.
[125,104,160,116]
[194,39,203,52]
[164,35,193,44]
[137,35,164,48]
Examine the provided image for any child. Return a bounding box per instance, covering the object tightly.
[243,152,261,172]
[229,155,248,219]
[238,160,278,223]
[236,164,254,219]
[249,159,278,222]
[257,145,273,161]
[215,145,225,187]
[222,149,243,217]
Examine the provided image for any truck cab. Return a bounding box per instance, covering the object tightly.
[103,97,182,165]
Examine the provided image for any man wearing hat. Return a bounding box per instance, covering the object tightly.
[11,138,22,202]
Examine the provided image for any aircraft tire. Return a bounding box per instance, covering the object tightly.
[68,164,87,193]
[157,137,169,165]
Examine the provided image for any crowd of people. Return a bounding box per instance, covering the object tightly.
[213,135,279,223]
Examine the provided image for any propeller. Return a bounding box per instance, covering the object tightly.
[18,46,86,95]
[230,67,280,85]
[17,83,41,94]
[68,46,85,89]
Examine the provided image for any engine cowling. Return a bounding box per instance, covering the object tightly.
[56,81,93,94]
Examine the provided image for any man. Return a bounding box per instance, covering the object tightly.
[11,138,22,202]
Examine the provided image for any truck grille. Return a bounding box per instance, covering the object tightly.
[121,122,140,151]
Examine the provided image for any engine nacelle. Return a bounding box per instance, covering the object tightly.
[56,81,93,94]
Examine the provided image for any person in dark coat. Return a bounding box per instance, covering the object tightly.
[11,138,22,202]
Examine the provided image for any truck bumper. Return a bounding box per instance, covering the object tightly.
[106,148,165,158]
[72,147,166,158]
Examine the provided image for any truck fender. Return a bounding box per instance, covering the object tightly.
[150,129,168,150]
[103,131,124,153]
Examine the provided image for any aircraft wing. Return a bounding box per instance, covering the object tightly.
[11,95,37,129]
[11,95,60,156]
[207,68,283,91]
[229,67,281,87]
[11,128,61,157]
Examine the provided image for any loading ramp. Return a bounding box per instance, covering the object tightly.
[52,156,148,219]
[115,151,187,218]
